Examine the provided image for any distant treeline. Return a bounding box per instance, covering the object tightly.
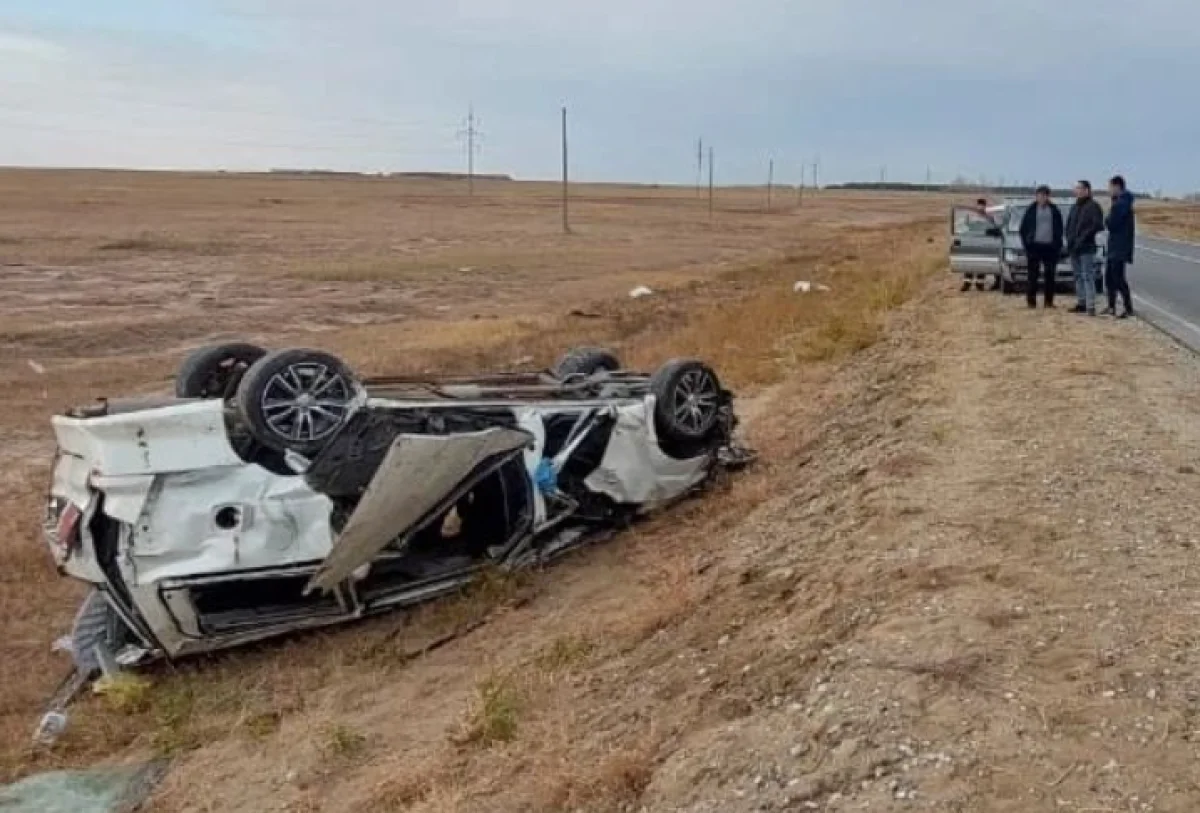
[828,181,1148,198]
[266,169,514,181]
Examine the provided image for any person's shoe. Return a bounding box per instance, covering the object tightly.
[1117,311,1131,320]
[1070,304,1086,314]
[1088,309,1097,317]
[961,281,971,292]
[975,281,985,291]
[1026,300,1037,309]
[1101,307,1115,316]
[1044,302,1055,309]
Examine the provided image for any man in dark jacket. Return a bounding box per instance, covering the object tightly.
[1019,185,1064,309]
[1104,175,1135,318]
[1065,180,1105,315]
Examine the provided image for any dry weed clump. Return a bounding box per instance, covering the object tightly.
[456,670,526,747]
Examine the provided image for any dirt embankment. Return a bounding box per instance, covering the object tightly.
[135,281,1200,812]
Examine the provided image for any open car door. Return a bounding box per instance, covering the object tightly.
[949,206,1002,276]
[305,427,533,595]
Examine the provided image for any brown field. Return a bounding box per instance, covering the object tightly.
[0,170,946,788]
[9,173,1200,813]
[1138,199,1200,242]
[7,172,1200,812]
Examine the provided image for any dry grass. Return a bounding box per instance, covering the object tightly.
[0,170,945,796]
[1139,201,1200,241]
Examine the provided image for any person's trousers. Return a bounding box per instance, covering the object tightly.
[1106,258,1133,314]
[1071,251,1097,313]
[1026,244,1059,306]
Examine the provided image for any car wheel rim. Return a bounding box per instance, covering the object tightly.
[260,362,352,444]
[672,368,719,434]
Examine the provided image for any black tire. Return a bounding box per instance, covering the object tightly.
[1000,275,1014,295]
[235,348,359,456]
[650,359,724,456]
[553,347,621,379]
[175,343,267,399]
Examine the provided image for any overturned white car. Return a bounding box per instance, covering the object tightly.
[44,344,753,674]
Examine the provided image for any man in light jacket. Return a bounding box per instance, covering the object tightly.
[1104,175,1136,319]
[1065,180,1105,316]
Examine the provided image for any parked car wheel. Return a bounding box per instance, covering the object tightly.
[175,342,267,399]
[650,359,724,459]
[553,347,621,379]
[235,348,359,456]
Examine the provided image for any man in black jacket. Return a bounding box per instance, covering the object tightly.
[1104,175,1136,318]
[1065,180,1105,315]
[1019,185,1064,309]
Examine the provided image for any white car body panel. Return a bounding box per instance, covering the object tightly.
[46,388,726,660]
[584,399,710,506]
[52,400,243,477]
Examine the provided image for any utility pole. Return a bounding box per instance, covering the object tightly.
[696,138,704,197]
[925,166,932,188]
[798,164,805,206]
[880,165,887,184]
[813,155,821,191]
[456,104,482,197]
[767,158,774,211]
[561,106,570,234]
[707,146,714,220]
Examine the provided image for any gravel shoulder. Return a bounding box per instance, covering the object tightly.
[632,283,1200,812]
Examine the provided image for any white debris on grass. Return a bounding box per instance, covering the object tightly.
[629,285,654,298]
[793,281,832,294]
[27,360,46,375]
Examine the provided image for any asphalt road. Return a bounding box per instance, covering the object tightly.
[1128,235,1200,350]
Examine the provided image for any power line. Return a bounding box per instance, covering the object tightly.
[456,104,483,196]
[561,106,570,234]
[767,157,774,211]
[708,146,714,219]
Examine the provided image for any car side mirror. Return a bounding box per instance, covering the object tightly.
[986,227,1002,238]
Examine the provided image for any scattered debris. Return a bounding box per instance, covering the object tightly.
[629,285,654,298]
[793,281,832,294]
[27,359,46,375]
[568,308,603,319]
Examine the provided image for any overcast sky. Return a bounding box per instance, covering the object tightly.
[1,1,1196,193]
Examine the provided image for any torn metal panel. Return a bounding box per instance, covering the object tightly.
[128,465,334,585]
[584,399,711,506]
[306,427,533,594]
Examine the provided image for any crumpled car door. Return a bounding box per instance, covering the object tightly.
[305,427,533,595]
